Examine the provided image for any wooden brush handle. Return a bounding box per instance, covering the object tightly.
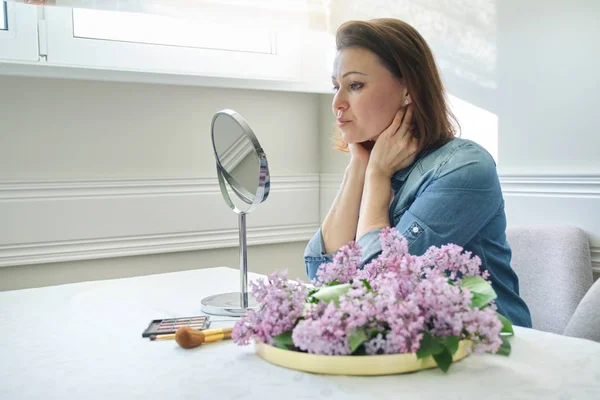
[201,327,233,337]
[175,326,233,349]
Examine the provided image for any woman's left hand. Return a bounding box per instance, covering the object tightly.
[367,105,419,178]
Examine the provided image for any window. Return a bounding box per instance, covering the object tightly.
[72,8,274,54]
[43,6,299,81]
[0,2,39,62]
[0,2,334,92]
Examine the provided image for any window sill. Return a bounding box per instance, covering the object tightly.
[0,59,332,94]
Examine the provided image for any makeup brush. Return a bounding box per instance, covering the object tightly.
[174,326,233,349]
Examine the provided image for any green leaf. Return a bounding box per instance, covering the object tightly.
[416,332,445,359]
[497,336,512,356]
[311,283,351,306]
[471,293,497,309]
[432,347,453,373]
[419,334,459,372]
[460,276,497,309]
[306,288,320,304]
[460,276,496,296]
[361,279,373,292]
[348,328,368,353]
[369,328,383,338]
[273,331,294,349]
[496,313,514,336]
[326,280,341,287]
[443,336,460,356]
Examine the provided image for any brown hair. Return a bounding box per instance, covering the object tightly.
[333,18,459,152]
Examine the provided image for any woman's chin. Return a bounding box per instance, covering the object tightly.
[342,133,365,145]
[342,129,378,145]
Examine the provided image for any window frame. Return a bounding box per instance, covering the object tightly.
[0,2,39,62]
[1,2,8,31]
[43,6,301,82]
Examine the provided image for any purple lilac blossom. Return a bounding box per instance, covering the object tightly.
[232,270,307,345]
[421,243,489,282]
[292,302,351,355]
[234,227,504,358]
[313,241,361,286]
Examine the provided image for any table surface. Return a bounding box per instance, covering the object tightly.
[1,267,599,400]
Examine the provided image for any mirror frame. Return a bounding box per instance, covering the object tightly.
[210,109,270,214]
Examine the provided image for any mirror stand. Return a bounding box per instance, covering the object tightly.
[200,210,259,316]
[237,211,250,309]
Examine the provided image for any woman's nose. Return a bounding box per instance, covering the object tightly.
[332,94,348,114]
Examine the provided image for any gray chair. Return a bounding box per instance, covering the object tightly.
[564,278,600,342]
[507,225,594,334]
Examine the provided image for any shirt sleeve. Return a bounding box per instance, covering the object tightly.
[304,227,334,280]
[357,151,503,263]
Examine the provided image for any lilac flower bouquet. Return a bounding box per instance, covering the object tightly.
[232,228,513,373]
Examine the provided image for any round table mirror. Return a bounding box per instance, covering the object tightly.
[200,109,270,316]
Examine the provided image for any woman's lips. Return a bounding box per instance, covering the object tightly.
[336,119,351,126]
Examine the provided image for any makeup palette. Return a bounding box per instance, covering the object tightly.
[142,315,210,338]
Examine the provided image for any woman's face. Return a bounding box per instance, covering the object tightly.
[332,47,406,144]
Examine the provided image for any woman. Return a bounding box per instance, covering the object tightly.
[304,18,532,327]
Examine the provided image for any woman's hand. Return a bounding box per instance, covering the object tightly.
[348,141,371,170]
[367,105,419,178]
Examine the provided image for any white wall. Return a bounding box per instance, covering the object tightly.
[0,241,309,291]
[497,0,600,172]
[496,0,600,275]
[0,77,320,290]
[0,77,320,180]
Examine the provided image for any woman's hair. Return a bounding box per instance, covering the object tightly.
[333,18,459,152]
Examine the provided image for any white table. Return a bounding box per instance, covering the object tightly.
[1,267,599,400]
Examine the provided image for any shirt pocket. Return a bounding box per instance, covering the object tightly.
[402,221,425,245]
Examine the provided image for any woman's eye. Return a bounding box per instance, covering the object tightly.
[332,85,339,92]
[350,82,363,91]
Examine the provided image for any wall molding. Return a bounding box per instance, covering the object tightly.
[0,175,320,267]
[2,172,598,273]
[320,173,600,195]
[0,223,318,267]
[220,134,254,172]
[499,173,600,198]
[499,173,600,275]
[0,175,319,200]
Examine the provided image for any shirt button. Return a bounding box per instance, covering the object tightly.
[412,226,419,233]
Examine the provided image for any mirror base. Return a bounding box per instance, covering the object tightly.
[201,292,259,317]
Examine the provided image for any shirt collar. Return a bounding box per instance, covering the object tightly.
[391,148,430,190]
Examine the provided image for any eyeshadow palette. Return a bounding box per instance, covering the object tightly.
[142,315,210,337]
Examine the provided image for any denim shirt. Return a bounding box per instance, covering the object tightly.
[305,138,532,328]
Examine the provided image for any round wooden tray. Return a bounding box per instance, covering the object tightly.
[255,340,471,376]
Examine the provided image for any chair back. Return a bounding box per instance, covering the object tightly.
[564,278,600,342]
[507,225,593,334]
